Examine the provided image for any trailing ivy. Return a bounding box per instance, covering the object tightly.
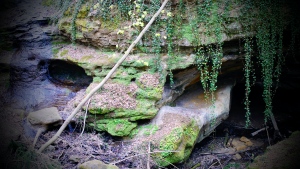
[195,0,224,105]
[97,0,112,21]
[166,11,175,87]
[256,0,285,122]
[71,0,84,44]
[243,37,254,128]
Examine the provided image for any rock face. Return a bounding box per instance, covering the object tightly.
[52,0,251,165]
[57,0,254,51]
[130,79,234,166]
[1,0,297,167]
[60,47,166,136]
[25,107,62,138]
[78,160,119,169]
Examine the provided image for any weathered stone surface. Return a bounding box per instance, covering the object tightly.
[131,79,235,166]
[240,136,253,146]
[64,60,164,136]
[25,107,63,138]
[78,160,119,169]
[248,131,300,169]
[231,138,247,151]
[233,153,242,160]
[27,107,62,125]
[56,1,256,52]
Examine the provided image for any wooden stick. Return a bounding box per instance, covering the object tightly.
[251,126,269,136]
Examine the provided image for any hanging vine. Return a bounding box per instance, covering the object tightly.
[71,0,84,43]
[243,37,254,128]
[256,0,285,122]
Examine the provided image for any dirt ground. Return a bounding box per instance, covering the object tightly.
[1,103,300,169]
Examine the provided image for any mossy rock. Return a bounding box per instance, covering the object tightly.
[136,87,163,100]
[77,4,89,18]
[93,119,137,137]
[154,121,199,166]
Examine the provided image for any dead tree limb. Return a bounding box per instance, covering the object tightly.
[38,0,169,153]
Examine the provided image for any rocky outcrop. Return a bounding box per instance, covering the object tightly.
[24,107,63,138]
[78,160,119,169]
[57,0,254,52]
[130,79,235,166]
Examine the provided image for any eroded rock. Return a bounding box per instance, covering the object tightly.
[25,107,62,138]
[78,160,119,169]
[130,79,235,166]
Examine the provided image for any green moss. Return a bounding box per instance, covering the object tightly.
[80,55,93,61]
[129,124,159,138]
[94,119,137,136]
[77,4,89,18]
[93,77,103,83]
[141,124,159,136]
[155,120,199,166]
[64,7,72,16]
[89,107,114,114]
[182,23,196,44]
[111,67,139,85]
[136,88,163,100]
[60,49,69,57]
[52,48,59,57]
[75,31,84,39]
[75,19,87,27]
[105,99,158,121]
[159,127,184,157]
[42,0,54,6]
[100,17,122,31]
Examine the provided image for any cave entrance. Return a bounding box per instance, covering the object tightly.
[47,59,93,91]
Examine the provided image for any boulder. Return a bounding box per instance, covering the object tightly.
[25,107,62,137]
[78,160,119,169]
[131,79,235,166]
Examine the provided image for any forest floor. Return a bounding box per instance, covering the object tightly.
[1,102,300,169]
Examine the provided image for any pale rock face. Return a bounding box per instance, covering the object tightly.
[27,107,62,125]
[131,79,235,166]
[25,107,63,138]
[78,160,119,169]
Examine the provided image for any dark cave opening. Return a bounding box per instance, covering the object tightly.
[46,59,93,91]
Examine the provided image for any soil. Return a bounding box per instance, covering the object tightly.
[1,88,300,169]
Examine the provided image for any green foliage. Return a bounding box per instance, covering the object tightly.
[94,118,138,136]
[130,124,159,138]
[42,0,54,6]
[71,0,84,44]
[255,0,285,122]
[238,0,287,126]
[159,127,183,157]
[243,37,255,128]
[193,0,224,126]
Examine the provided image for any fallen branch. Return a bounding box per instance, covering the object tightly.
[251,126,269,136]
[38,0,169,153]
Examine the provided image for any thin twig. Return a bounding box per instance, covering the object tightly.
[147,142,151,169]
[80,98,91,137]
[216,157,223,169]
[208,161,218,169]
